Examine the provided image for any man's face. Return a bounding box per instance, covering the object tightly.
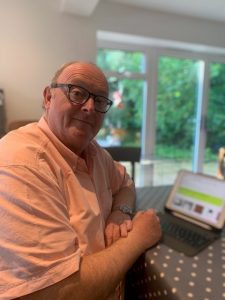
[43,62,108,154]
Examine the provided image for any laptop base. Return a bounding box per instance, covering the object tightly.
[159,212,220,256]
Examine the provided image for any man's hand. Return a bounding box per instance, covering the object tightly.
[131,209,162,251]
[105,211,133,246]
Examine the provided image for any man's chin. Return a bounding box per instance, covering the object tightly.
[70,128,93,143]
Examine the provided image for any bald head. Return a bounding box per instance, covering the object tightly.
[51,61,109,95]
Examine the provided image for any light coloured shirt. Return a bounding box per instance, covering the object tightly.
[0,116,134,299]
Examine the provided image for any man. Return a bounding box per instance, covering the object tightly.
[0,61,161,299]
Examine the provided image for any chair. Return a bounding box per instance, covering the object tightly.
[104,146,141,180]
[7,120,37,132]
[217,147,225,179]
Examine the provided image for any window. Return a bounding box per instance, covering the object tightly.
[97,49,146,148]
[97,36,225,186]
[204,62,225,175]
[154,56,200,184]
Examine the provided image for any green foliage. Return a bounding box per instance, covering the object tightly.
[97,49,225,159]
[155,144,193,160]
[206,63,225,152]
[97,48,145,73]
[103,77,144,146]
[156,57,197,149]
[97,49,144,146]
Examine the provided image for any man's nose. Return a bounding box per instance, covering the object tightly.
[81,96,95,112]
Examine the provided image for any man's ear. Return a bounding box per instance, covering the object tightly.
[43,86,52,109]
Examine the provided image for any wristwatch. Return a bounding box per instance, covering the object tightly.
[113,204,134,217]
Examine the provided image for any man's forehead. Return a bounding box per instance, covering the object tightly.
[58,63,105,81]
[58,63,109,93]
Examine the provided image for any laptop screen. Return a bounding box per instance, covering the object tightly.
[165,170,225,229]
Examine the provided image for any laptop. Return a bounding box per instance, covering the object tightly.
[159,170,225,256]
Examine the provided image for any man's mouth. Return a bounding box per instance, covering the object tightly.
[72,118,92,127]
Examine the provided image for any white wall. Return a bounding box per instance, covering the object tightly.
[0,0,97,127]
[95,2,225,48]
[1,0,225,128]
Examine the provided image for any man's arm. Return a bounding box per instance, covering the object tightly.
[112,185,136,212]
[19,209,161,300]
[105,185,135,246]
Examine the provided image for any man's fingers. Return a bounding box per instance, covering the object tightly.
[104,224,113,246]
[105,223,121,246]
[124,219,132,231]
[120,220,132,237]
[112,225,120,242]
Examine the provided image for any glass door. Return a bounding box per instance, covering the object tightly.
[154,56,201,185]
[96,48,146,181]
[204,62,225,178]
[97,77,144,148]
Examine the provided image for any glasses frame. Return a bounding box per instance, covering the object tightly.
[50,83,113,113]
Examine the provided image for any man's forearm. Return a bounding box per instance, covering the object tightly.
[112,186,136,213]
[77,236,142,299]
[19,223,147,300]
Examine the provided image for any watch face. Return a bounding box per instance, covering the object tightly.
[121,205,133,215]
[113,205,133,216]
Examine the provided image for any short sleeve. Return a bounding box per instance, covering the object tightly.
[0,165,81,299]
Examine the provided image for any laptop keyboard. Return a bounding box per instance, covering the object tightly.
[157,212,220,256]
[160,217,211,248]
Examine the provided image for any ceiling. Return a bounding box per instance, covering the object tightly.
[61,0,225,22]
[106,0,225,23]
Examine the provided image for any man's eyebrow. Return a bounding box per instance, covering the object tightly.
[69,81,108,96]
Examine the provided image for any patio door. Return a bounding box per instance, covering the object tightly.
[153,55,202,185]
[96,48,146,181]
[204,62,225,177]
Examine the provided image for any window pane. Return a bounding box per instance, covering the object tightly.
[204,63,225,177]
[154,56,199,185]
[97,48,146,73]
[97,77,144,147]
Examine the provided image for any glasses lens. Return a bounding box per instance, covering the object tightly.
[95,96,109,113]
[69,86,88,104]
[68,85,111,113]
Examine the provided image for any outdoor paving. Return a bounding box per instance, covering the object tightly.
[121,160,219,187]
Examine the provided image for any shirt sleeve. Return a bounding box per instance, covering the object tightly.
[0,165,81,299]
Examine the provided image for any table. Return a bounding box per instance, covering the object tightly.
[125,186,225,300]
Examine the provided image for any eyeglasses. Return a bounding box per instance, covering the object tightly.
[50,83,113,113]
